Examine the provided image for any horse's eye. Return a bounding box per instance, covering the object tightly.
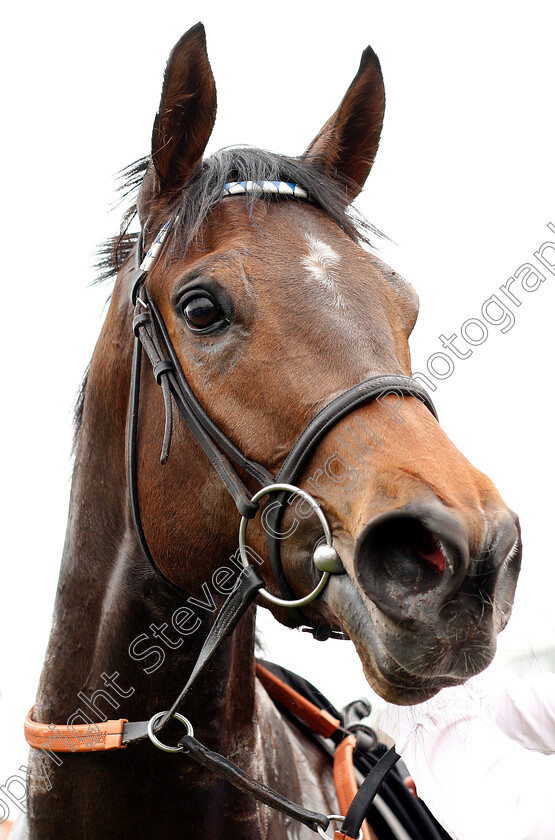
[181,293,226,332]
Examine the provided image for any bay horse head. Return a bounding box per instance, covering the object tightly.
[100,23,520,705]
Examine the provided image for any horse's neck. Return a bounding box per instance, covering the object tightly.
[28,287,335,838]
[28,292,265,837]
[33,519,259,740]
[30,524,264,836]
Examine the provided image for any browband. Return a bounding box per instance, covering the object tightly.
[223,180,309,199]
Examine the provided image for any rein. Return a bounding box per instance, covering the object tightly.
[25,181,439,839]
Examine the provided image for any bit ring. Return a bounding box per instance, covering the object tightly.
[238,483,333,608]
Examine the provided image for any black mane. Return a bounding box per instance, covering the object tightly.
[95,147,380,284]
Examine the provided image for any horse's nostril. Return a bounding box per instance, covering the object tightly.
[362,515,453,594]
[353,502,470,619]
[394,519,447,575]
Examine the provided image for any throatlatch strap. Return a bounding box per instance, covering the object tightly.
[128,331,188,597]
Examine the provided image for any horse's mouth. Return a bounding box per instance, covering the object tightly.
[323,570,500,704]
[304,500,520,703]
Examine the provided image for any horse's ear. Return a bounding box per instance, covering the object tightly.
[303,46,385,201]
[151,23,216,191]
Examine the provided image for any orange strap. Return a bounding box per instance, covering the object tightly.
[255,663,341,738]
[24,707,127,752]
[333,735,376,840]
[256,664,377,840]
[24,666,339,754]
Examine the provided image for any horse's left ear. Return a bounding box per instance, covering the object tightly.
[303,46,385,201]
[151,22,217,191]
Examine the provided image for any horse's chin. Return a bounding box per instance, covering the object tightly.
[323,572,496,705]
[355,648,471,706]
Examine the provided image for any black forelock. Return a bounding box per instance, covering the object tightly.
[95,146,380,284]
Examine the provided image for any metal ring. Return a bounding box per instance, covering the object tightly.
[317,814,363,840]
[238,482,332,608]
[147,711,194,753]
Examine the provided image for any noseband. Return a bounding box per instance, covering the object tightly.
[127,181,438,637]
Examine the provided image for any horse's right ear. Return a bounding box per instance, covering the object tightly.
[150,23,216,192]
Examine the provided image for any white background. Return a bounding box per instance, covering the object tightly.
[1,0,554,794]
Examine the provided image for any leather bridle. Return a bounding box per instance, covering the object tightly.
[25,185,441,840]
[127,207,438,636]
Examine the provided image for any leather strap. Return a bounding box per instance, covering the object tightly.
[277,375,437,483]
[265,374,438,625]
[340,746,400,839]
[24,709,127,752]
[121,564,265,743]
[333,735,376,840]
[147,293,274,491]
[160,565,264,726]
[255,663,341,739]
[179,734,330,834]
[24,567,265,752]
[131,301,263,521]
[128,331,186,596]
[257,669,387,840]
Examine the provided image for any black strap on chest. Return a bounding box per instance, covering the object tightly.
[121,563,265,745]
[179,733,332,833]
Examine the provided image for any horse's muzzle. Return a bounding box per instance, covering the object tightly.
[353,498,521,639]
